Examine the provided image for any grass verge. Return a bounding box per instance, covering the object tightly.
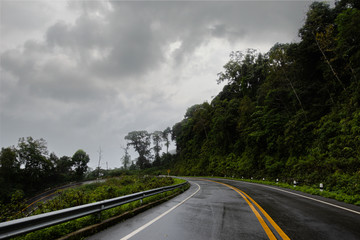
[197,176,360,206]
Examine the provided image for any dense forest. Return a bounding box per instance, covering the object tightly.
[170,0,360,195]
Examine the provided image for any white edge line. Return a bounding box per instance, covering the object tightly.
[120,182,201,240]
[226,179,360,215]
[263,185,360,215]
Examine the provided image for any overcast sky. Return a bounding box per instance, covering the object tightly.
[0,0,332,170]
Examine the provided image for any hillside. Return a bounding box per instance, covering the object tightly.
[171,0,360,196]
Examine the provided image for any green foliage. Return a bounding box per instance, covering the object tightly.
[31,176,175,216]
[170,0,360,202]
[13,176,183,240]
[336,8,360,73]
[0,138,92,222]
[226,177,360,206]
[72,149,90,180]
[0,190,26,222]
[0,147,20,203]
[17,137,52,192]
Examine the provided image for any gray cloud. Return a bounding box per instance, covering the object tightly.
[1,1,51,33]
[40,1,310,79]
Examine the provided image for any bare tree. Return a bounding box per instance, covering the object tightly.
[121,145,131,170]
[97,146,103,179]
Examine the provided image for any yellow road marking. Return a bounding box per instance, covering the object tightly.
[16,191,60,216]
[203,179,290,240]
[240,190,290,240]
[229,185,277,239]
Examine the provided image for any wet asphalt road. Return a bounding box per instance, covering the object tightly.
[87,178,360,240]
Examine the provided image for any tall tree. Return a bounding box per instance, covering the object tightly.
[217,49,268,100]
[152,131,163,166]
[17,137,52,191]
[0,147,19,183]
[162,127,171,154]
[55,155,74,181]
[125,131,151,169]
[0,147,20,202]
[72,149,90,180]
[335,7,360,83]
[268,43,307,119]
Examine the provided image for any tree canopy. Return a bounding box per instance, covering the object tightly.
[0,137,91,204]
[125,131,152,169]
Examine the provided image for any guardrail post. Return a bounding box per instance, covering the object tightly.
[140,193,145,205]
[99,204,105,221]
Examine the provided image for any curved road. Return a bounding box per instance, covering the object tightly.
[20,180,106,216]
[87,178,360,240]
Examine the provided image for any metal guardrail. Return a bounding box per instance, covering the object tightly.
[0,181,188,239]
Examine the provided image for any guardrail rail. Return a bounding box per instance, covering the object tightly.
[0,181,188,239]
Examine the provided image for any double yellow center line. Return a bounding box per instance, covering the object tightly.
[204,179,290,240]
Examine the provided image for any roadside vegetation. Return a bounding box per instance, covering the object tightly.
[33,176,175,215]
[10,176,187,240]
[0,175,182,221]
